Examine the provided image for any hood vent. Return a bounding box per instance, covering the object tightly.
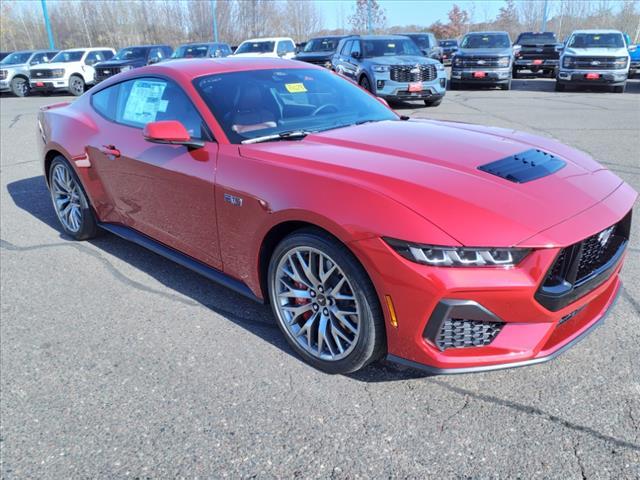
[478,148,566,183]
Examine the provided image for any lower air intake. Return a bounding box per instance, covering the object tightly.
[435,318,503,350]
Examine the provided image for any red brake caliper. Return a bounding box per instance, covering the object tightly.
[293,281,312,320]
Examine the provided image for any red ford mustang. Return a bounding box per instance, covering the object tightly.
[38,58,636,374]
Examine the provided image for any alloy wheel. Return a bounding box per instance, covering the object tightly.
[273,247,361,361]
[50,163,83,233]
[70,77,84,96]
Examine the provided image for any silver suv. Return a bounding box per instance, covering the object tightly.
[556,29,632,93]
[0,50,58,96]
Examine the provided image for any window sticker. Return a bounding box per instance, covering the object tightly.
[387,43,396,48]
[285,82,307,93]
[122,80,167,125]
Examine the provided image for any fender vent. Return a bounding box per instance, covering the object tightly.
[478,149,566,183]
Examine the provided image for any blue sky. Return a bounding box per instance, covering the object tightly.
[315,0,505,30]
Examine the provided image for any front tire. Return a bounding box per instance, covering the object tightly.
[359,75,372,93]
[69,75,85,96]
[612,84,625,93]
[10,77,29,97]
[424,97,443,107]
[500,80,512,90]
[555,81,566,92]
[49,156,99,240]
[268,230,386,374]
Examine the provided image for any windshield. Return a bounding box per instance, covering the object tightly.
[235,41,275,54]
[362,39,422,57]
[114,47,147,60]
[461,34,511,49]
[173,44,210,58]
[568,33,624,49]
[517,33,556,44]
[439,40,457,47]
[194,68,397,144]
[50,51,84,63]
[406,35,432,50]
[303,38,341,52]
[1,52,32,65]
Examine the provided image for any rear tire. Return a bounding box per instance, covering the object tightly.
[500,80,511,90]
[10,76,29,97]
[268,229,386,374]
[424,97,442,107]
[449,80,459,90]
[69,75,85,96]
[555,81,565,92]
[48,156,99,240]
[512,67,518,78]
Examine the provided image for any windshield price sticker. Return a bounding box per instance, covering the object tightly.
[285,83,307,93]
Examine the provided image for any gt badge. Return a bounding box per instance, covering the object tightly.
[224,193,243,207]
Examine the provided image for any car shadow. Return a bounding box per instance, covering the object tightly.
[6,175,428,381]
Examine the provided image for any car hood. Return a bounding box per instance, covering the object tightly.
[95,58,144,68]
[456,48,512,57]
[563,47,629,57]
[294,52,333,61]
[34,62,78,70]
[365,55,437,65]
[238,120,623,247]
[1,62,28,70]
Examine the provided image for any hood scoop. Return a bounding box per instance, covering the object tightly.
[478,148,566,183]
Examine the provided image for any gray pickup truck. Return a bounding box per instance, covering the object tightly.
[0,50,58,96]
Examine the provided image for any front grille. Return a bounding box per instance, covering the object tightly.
[0,70,6,80]
[390,64,436,82]
[537,211,631,311]
[30,69,55,79]
[570,57,621,70]
[435,318,503,350]
[458,56,502,68]
[96,67,117,78]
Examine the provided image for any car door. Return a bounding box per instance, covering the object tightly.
[342,40,361,79]
[86,77,222,269]
[334,40,352,75]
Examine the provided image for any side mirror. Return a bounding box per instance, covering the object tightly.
[143,120,204,149]
[351,51,361,59]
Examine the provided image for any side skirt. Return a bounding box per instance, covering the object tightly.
[98,222,263,303]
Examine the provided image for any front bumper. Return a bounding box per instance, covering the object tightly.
[514,58,558,68]
[373,70,447,100]
[351,185,636,374]
[0,79,10,92]
[29,78,69,92]
[450,67,511,84]
[557,68,628,85]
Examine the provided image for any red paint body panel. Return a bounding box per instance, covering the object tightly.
[38,58,637,372]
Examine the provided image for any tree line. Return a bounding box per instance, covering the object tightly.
[1,0,639,53]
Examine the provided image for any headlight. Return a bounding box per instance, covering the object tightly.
[51,68,65,77]
[372,65,390,73]
[120,65,133,72]
[384,238,530,267]
[497,56,510,67]
[613,57,628,68]
[452,56,463,67]
[562,56,576,68]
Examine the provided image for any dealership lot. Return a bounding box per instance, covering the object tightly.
[1,77,639,478]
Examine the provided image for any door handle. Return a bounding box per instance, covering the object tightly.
[100,144,120,157]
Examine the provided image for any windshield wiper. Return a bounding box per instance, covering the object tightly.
[241,130,310,145]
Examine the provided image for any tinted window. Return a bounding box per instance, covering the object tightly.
[461,34,511,49]
[350,40,361,56]
[113,47,146,60]
[115,78,205,139]
[30,53,48,65]
[85,51,107,65]
[303,38,341,52]
[193,68,397,144]
[173,44,210,58]
[236,41,275,54]
[568,33,624,49]
[277,40,295,55]
[0,52,32,65]
[51,51,85,62]
[92,83,120,120]
[517,33,557,44]
[408,35,432,49]
[439,40,458,47]
[148,47,165,61]
[361,38,422,57]
[340,40,353,55]
[102,50,114,60]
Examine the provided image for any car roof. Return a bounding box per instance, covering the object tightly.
[401,32,435,36]
[179,42,229,46]
[241,37,294,43]
[356,35,413,40]
[119,45,171,49]
[465,31,509,35]
[570,29,623,34]
[60,47,113,52]
[309,35,347,39]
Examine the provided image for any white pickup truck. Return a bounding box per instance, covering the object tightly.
[231,37,297,59]
[556,29,632,93]
[29,47,115,96]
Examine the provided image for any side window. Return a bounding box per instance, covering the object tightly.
[85,51,102,65]
[341,40,352,55]
[350,41,361,57]
[115,78,206,140]
[91,83,120,121]
[148,48,164,62]
[30,53,46,65]
[277,41,294,55]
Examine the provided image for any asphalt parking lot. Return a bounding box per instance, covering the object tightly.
[1,75,639,478]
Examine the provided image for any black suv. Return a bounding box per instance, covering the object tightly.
[171,42,232,59]
[513,32,561,77]
[294,36,348,68]
[94,45,173,83]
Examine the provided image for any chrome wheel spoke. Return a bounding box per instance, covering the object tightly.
[50,164,83,233]
[274,246,361,361]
